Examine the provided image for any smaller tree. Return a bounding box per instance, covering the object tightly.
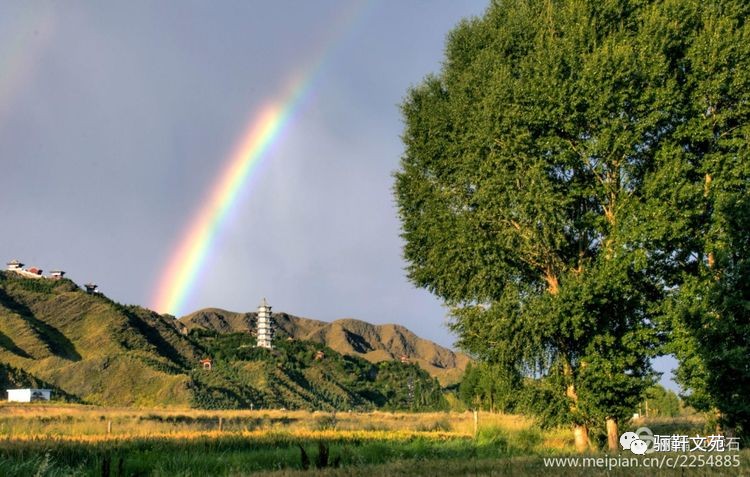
[458,362,520,413]
[458,363,481,409]
[643,385,682,418]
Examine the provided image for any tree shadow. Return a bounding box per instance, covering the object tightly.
[0,330,32,358]
[0,288,82,361]
[118,306,191,369]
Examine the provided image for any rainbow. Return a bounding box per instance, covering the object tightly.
[151,3,368,316]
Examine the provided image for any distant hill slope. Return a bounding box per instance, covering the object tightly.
[0,362,78,401]
[0,271,448,410]
[181,308,471,386]
[0,271,202,406]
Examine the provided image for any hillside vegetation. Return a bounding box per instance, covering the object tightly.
[182,308,470,386]
[0,272,445,410]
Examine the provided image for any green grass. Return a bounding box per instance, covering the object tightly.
[0,434,485,476]
[2,434,748,476]
[1,410,748,476]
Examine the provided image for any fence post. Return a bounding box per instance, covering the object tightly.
[473,410,478,438]
[219,417,223,432]
[107,420,112,435]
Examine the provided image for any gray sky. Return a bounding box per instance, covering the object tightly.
[0,0,678,390]
[0,0,487,342]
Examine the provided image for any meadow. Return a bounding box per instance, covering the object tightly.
[1,403,748,476]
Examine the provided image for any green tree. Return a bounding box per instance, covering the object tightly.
[458,362,481,408]
[458,362,520,412]
[659,0,750,437]
[394,0,749,449]
[643,385,682,418]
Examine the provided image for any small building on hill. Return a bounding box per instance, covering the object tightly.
[7,389,51,402]
[49,270,65,279]
[256,298,273,349]
[84,283,99,294]
[6,260,44,279]
[6,260,23,271]
[199,358,213,370]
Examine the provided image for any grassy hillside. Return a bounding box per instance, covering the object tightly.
[187,330,446,411]
[0,271,201,406]
[182,308,471,386]
[0,272,446,410]
[0,362,78,401]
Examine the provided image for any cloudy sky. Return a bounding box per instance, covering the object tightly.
[0,0,677,389]
[0,0,488,343]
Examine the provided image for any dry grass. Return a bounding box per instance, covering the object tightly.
[0,403,532,440]
[0,403,706,452]
[2,406,743,476]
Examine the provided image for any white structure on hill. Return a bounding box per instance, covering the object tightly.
[256,298,273,349]
[7,389,51,402]
[6,260,23,271]
[5,260,43,279]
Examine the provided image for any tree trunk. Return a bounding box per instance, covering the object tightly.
[574,425,589,453]
[563,362,577,399]
[563,361,588,452]
[606,418,618,452]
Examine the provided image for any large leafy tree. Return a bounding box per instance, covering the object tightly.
[395,0,749,449]
[665,0,750,436]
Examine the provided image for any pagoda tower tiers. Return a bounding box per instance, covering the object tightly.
[256,298,273,349]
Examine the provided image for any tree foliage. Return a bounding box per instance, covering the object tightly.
[458,362,520,412]
[660,0,750,436]
[643,384,682,418]
[192,333,447,411]
[395,0,750,438]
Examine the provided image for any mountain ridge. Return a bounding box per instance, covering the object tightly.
[180,308,470,386]
[0,271,456,409]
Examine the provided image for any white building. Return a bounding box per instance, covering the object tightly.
[256,298,273,349]
[7,389,51,402]
[5,260,43,279]
[6,260,23,271]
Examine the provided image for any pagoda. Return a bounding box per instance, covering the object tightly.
[256,298,273,349]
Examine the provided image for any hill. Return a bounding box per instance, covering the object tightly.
[0,271,202,406]
[0,271,447,410]
[181,308,471,386]
[189,330,445,410]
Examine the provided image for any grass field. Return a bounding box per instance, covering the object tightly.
[0,404,747,476]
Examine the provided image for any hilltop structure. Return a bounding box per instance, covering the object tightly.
[6,260,43,279]
[6,259,65,280]
[6,260,23,271]
[256,298,273,349]
[84,283,99,294]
